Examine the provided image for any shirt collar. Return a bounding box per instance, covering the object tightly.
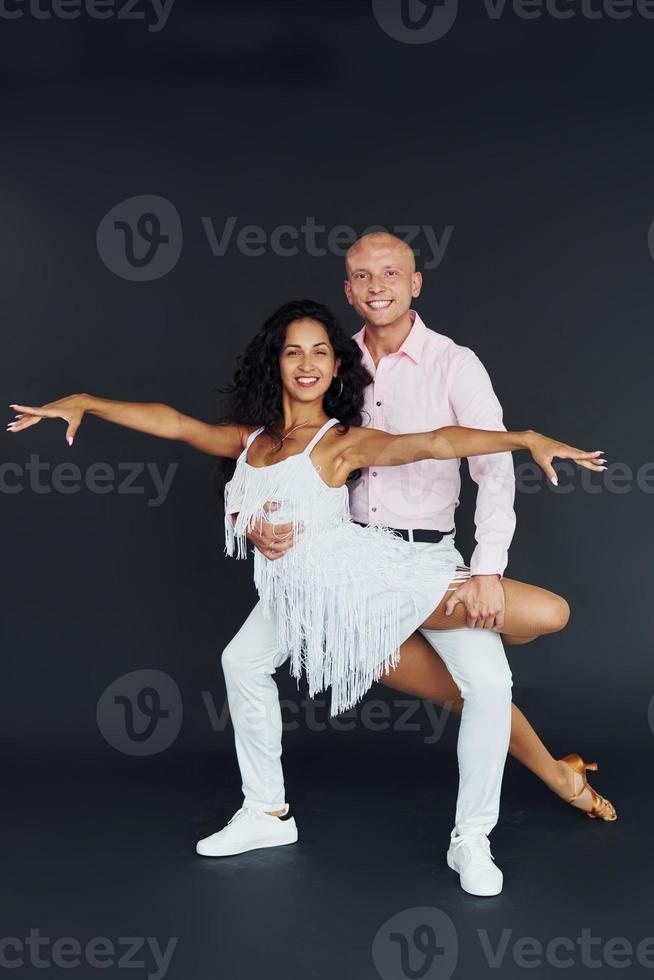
[352,309,427,365]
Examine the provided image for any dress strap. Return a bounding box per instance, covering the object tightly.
[243,425,265,455]
[303,418,340,456]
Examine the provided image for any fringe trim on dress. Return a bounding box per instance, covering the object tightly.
[224,442,470,718]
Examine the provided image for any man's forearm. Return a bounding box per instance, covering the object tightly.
[469,456,517,578]
[82,394,181,441]
[446,350,519,579]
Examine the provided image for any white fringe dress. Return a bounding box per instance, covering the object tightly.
[224,417,470,717]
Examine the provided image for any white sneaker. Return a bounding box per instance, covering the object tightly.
[446,831,503,896]
[196,803,298,857]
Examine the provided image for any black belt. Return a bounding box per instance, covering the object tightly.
[353,522,454,544]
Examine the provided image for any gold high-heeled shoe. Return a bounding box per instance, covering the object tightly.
[560,753,617,821]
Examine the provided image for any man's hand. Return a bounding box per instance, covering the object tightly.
[444,574,505,630]
[246,502,303,561]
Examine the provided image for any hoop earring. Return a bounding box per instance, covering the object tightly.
[332,376,344,399]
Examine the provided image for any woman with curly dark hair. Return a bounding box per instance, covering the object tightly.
[210,298,375,500]
[7,297,613,897]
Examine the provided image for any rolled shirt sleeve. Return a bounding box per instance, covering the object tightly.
[448,349,516,578]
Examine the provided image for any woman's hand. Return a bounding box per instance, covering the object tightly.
[525,430,607,485]
[7,394,87,446]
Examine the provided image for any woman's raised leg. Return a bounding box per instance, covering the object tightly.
[421,576,571,643]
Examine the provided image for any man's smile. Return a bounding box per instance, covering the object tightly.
[367,299,394,310]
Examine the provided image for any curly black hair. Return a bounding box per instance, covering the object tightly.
[210,298,373,498]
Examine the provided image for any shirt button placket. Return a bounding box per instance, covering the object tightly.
[370,373,383,521]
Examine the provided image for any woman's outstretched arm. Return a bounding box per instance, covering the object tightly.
[7,393,248,459]
[342,425,606,482]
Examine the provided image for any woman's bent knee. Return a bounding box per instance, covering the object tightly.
[221,637,277,679]
[540,594,570,635]
[221,641,242,677]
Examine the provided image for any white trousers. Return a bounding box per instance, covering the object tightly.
[221,539,513,838]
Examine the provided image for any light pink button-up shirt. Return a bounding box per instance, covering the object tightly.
[348,310,516,578]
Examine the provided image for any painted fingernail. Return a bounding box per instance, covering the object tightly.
[551,476,558,486]
[67,437,73,446]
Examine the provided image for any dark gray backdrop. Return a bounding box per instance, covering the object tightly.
[2,2,653,979]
